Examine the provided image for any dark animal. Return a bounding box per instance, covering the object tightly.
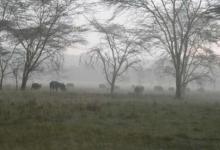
[50,81,66,92]
[168,87,175,92]
[134,85,145,95]
[66,83,74,89]
[185,88,191,93]
[115,85,120,90]
[154,86,164,92]
[197,87,205,93]
[99,84,107,89]
[182,87,191,94]
[31,83,42,90]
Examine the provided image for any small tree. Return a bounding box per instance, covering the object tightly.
[87,21,143,95]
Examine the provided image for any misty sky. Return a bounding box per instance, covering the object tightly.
[65,2,133,55]
[65,1,220,57]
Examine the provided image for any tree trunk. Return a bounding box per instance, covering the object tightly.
[15,76,18,90]
[0,75,4,90]
[0,81,3,90]
[20,71,29,90]
[110,76,116,96]
[21,76,28,90]
[181,84,187,97]
[175,73,182,99]
[110,84,115,96]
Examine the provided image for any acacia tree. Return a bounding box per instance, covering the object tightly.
[0,45,17,90]
[11,62,20,90]
[0,0,20,90]
[7,0,87,90]
[9,54,23,90]
[103,0,220,98]
[87,21,143,95]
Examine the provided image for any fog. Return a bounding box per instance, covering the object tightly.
[2,1,220,149]
[24,53,219,93]
[1,0,220,95]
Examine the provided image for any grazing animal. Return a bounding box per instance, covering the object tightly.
[66,83,74,89]
[50,81,66,92]
[182,87,191,94]
[31,83,42,90]
[154,86,164,92]
[186,88,191,93]
[168,87,175,92]
[99,84,107,89]
[197,87,205,93]
[134,85,145,95]
[115,85,120,90]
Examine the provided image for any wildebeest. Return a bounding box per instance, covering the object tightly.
[31,83,42,90]
[154,86,164,92]
[168,87,175,92]
[99,84,107,89]
[66,83,74,89]
[197,87,205,93]
[115,85,120,90]
[182,87,191,94]
[186,87,191,93]
[133,85,145,95]
[50,81,66,92]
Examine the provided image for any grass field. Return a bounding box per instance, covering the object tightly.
[0,91,220,150]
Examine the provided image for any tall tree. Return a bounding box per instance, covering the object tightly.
[103,0,220,98]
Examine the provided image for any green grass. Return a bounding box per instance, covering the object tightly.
[0,91,220,150]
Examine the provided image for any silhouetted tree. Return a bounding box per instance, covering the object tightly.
[103,0,220,98]
[7,0,87,90]
[0,0,21,90]
[87,21,144,95]
[10,56,23,90]
[0,46,16,90]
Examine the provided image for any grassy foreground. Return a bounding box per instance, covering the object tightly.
[0,91,220,150]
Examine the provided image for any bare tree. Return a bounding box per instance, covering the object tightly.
[103,0,220,98]
[5,0,87,90]
[10,56,23,90]
[0,45,16,90]
[87,21,143,95]
[0,0,20,90]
